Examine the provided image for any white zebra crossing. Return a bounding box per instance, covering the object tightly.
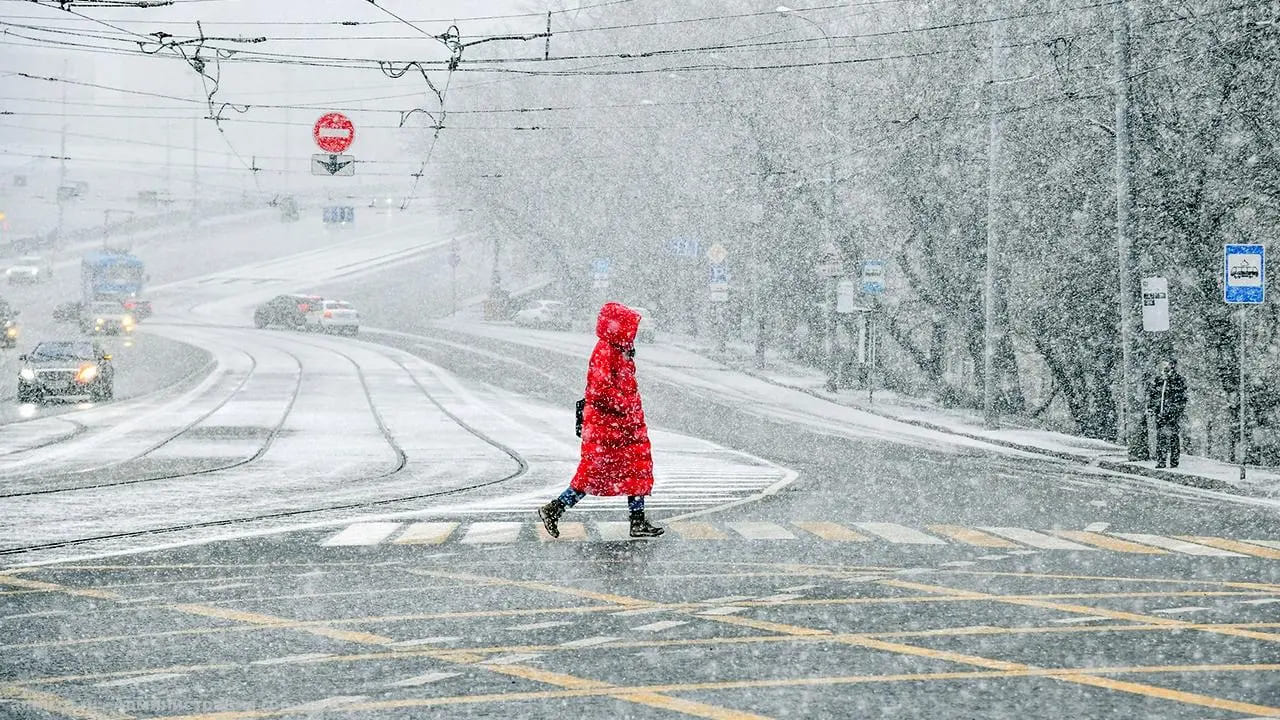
[316,520,1279,560]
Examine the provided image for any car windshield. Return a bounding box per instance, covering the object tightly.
[31,341,93,361]
[17,257,41,264]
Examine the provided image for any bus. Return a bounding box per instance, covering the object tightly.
[81,251,146,302]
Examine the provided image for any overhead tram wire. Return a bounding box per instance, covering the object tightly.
[0,0,636,27]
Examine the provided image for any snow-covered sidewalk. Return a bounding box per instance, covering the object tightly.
[676,337,1280,500]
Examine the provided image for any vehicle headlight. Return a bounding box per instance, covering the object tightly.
[19,367,35,381]
[5,326,16,337]
[75,364,98,383]
[95,318,105,325]
[122,315,135,326]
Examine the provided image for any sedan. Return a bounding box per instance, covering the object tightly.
[17,339,115,403]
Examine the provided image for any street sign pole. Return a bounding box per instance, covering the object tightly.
[1223,243,1265,480]
[1238,308,1246,481]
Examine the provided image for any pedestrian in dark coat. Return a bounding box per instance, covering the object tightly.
[539,302,664,538]
[1147,359,1188,468]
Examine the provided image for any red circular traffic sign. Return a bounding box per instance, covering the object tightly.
[313,112,355,154]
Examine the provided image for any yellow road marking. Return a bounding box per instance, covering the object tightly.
[538,522,587,541]
[0,684,131,720]
[7,588,1268,652]
[393,522,458,545]
[791,521,871,541]
[21,622,1280,688]
[668,522,730,540]
[1051,672,1280,716]
[408,568,650,607]
[939,568,1280,593]
[1051,531,1167,554]
[610,692,772,720]
[152,663,1280,719]
[1179,536,1280,560]
[0,574,122,601]
[926,525,1020,548]
[702,615,830,636]
[881,579,1280,644]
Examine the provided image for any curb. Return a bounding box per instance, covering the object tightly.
[717,359,1243,495]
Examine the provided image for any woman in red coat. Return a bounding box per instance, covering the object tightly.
[539,302,664,538]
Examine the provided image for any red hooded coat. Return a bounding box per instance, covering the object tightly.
[570,303,654,497]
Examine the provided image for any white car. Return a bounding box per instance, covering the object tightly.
[6,256,53,284]
[306,299,359,336]
[514,300,571,330]
[631,306,657,343]
[80,301,135,336]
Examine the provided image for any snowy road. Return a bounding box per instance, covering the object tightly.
[1,212,1276,719]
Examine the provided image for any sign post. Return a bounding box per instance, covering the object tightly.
[1140,277,1169,332]
[313,113,355,177]
[1224,243,1265,480]
[708,248,730,352]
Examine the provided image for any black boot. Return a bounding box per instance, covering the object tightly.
[538,499,566,538]
[629,510,664,538]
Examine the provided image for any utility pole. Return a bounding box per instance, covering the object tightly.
[982,4,1007,429]
[1114,0,1139,455]
[55,60,68,251]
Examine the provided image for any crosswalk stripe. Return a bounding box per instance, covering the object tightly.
[854,523,946,545]
[1051,531,1166,554]
[792,522,870,542]
[1176,536,1280,559]
[1110,534,1245,557]
[668,522,729,540]
[979,527,1096,551]
[926,525,1020,548]
[321,522,402,547]
[393,522,458,545]
[595,522,632,541]
[460,522,523,544]
[727,522,796,540]
[538,522,587,542]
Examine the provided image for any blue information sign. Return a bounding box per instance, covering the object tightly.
[1224,244,1265,304]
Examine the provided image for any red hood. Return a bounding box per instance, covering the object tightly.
[595,302,640,348]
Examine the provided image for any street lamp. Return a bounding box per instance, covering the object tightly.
[775,5,840,390]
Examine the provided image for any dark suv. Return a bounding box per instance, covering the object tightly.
[17,340,115,403]
[254,294,323,330]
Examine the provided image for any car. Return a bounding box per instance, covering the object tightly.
[305,299,359,336]
[53,301,84,323]
[5,255,53,284]
[0,300,18,349]
[17,339,114,403]
[254,294,323,330]
[80,300,135,336]
[514,300,571,330]
[631,306,658,344]
[121,297,153,321]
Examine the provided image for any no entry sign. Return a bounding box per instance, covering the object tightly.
[313,113,354,154]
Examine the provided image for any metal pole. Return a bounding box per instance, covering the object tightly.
[1114,0,1138,454]
[779,9,837,390]
[1239,309,1247,480]
[56,60,67,251]
[982,4,1006,429]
